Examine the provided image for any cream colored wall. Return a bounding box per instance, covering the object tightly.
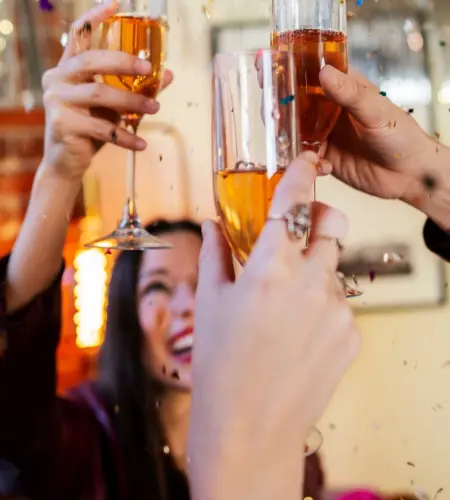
[87,0,450,496]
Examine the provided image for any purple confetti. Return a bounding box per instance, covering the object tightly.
[39,0,55,12]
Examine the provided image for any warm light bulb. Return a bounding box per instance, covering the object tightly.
[73,248,108,349]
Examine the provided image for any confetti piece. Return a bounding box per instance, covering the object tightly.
[159,154,163,161]
[395,153,403,159]
[81,21,92,34]
[369,270,376,282]
[105,249,112,255]
[39,0,54,11]
[111,128,118,144]
[280,95,295,105]
[407,461,415,467]
[435,132,441,140]
[202,0,214,19]
[422,174,437,191]
[408,108,414,114]
[171,369,180,380]
[379,91,387,97]
[356,0,364,5]
[433,488,443,499]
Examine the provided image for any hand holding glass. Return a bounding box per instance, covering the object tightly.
[85,0,171,250]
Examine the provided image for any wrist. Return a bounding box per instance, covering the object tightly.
[188,432,306,500]
[401,141,450,231]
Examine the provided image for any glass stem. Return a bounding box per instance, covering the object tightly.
[119,123,142,230]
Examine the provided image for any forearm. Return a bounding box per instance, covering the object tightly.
[403,141,450,231]
[6,164,82,313]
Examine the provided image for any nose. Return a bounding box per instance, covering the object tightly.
[172,283,195,319]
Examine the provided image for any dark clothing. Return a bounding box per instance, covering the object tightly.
[0,218,448,499]
[0,256,189,500]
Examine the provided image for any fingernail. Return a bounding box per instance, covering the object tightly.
[144,99,159,112]
[323,65,344,90]
[317,158,333,175]
[136,138,147,150]
[135,59,152,74]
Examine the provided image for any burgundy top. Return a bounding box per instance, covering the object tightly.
[0,218,448,499]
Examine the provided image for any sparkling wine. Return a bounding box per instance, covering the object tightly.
[214,167,284,264]
[271,28,348,151]
[99,14,167,122]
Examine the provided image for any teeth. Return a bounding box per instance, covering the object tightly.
[172,335,194,353]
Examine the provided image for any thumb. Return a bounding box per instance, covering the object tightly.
[320,65,392,129]
[197,220,234,296]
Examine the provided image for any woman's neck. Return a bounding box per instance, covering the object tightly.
[159,390,191,471]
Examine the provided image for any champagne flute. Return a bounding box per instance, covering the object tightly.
[213,48,323,455]
[85,0,172,251]
[270,0,362,297]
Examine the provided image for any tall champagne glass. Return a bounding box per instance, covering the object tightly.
[270,0,347,153]
[270,0,362,297]
[213,48,323,454]
[85,0,172,250]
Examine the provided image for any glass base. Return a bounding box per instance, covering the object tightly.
[84,227,174,251]
[345,284,364,299]
[304,427,323,457]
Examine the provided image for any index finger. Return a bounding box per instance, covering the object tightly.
[56,49,152,82]
[320,65,395,129]
[60,0,118,63]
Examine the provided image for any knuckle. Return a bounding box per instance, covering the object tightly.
[43,88,58,108]
[51,107,66,130]
[88,82,104,101]
[346,78,363,105]
[248,256,290,292]
[41,69,55,91]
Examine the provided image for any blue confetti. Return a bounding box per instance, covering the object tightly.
[39,0,55,11]
[280,95,295,105]
[356,0,363,5]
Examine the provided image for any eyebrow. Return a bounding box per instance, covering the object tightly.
[138,267,169,282]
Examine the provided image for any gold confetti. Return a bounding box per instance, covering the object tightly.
[202,0,214,19]
[395,152,403,159]
[435,132,441,140]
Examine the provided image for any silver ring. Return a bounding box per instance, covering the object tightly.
[267,203,311,240]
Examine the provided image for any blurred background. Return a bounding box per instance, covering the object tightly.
[1,0,450,497]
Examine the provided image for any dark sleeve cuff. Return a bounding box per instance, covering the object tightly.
[0,254,65,356]
[423,219,450,262]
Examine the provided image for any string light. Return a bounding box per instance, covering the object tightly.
[73,248,108,348]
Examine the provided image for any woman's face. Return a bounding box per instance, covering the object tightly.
[137,230,202,391]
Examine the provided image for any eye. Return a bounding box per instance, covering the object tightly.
[143,281,172,296]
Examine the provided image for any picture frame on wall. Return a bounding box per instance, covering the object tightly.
[210,18,446,311]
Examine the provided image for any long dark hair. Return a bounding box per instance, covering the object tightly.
[97,219,202,500]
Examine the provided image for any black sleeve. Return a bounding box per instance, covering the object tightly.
[423,219,450,262]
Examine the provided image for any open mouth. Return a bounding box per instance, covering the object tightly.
[169,329,194,364]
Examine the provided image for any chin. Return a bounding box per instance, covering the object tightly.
[157,361,193,392]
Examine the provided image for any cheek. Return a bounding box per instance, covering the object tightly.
[138,298,172,367]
